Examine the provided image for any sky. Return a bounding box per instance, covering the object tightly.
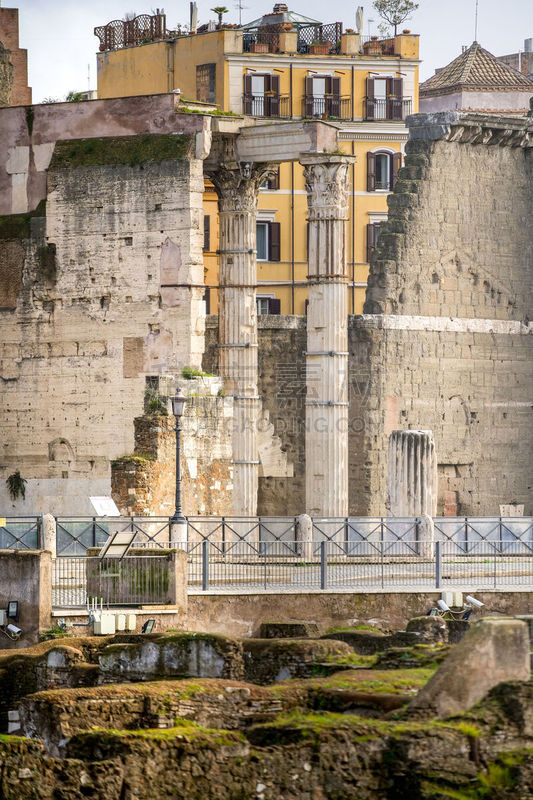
[9,0,533,103]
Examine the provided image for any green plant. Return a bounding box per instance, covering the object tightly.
[211,5,229,27]
[181,366,213,380]
[65,90,84,102]
[6,471,27,501]
[373,0,419,36]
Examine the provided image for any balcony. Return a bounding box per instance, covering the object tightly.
[363,97,412,121]
[301,95,352,120]
[243,94,291,118]
[243,31,280,53]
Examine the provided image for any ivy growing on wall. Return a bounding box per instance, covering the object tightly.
[6,470,27,501]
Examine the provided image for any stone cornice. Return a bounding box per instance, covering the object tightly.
[406,112,532,148]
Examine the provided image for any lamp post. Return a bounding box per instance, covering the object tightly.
[171,386,186,524]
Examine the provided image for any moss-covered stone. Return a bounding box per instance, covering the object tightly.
[0,199,46,240]
[50,134,193,170]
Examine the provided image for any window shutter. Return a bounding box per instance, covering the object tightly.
[244,74,253,115]
[270,166,280,190]
[306,222,309,258]
[305,76,314,117]
[367,223,376,262]
[391,152,402,189]
[268,298,281,314]
[268,221,281,261]
[367,151,376,192]
[268,74,280,117]
[330,76,341,117]
[365,77,375,119]
[203,215,210,251]
[204,287,211,315]
[389,77,403,120]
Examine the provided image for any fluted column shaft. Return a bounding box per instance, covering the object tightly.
[210,165,271,516]
[388,430,438,517]
[301,156,353,518]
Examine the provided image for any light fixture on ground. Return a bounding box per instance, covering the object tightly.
[171,386,186,525]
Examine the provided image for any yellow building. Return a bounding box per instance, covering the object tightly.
[95,5,420,314]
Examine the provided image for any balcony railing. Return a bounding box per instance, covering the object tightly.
[302,95,351,120]
[360,35,397,56]
[243,94,291,118]
[363,97,412,121]
[243,31,280,53]
[297,22,343,54]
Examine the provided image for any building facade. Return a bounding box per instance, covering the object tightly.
[94,6,420,314]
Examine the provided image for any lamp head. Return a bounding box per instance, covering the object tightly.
[172,386,186,418]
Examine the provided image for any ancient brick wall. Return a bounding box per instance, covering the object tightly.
[111,379,233,516]
[356,113,533,516]
[0,136,207,515]
[0,7,31,106]
[0,40,13,107]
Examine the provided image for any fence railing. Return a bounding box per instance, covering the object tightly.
[297,22,343,54]
[0,516,42,549]
[49,515,533,554]
[242,31,280,53]
[363,96,412,120]
[301,95,352,120]
[242,93,291,118]
[187,538,533,593]
[53,554,174,608]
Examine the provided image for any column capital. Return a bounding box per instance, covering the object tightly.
[208,162,277,214]
[300,155,354,220]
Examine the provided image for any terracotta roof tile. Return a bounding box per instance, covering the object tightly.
[420,41,533,97]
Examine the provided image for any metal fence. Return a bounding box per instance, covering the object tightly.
[0,516,42,549]
[187,537,533,594]
[297,23,343,54]
[53,555,173,608]
[55,516,173,555]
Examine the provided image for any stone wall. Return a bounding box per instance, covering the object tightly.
[0,7,30,107]
[0,134,208,516]
[0,39,13,107]
[0,549,51,647]
[204,315,306,515]
[357,113,533,516]
[111,377,233,516]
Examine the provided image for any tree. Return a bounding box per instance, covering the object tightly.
[373,0,419,36]
[66,90,84,102]
[210,6,229,28]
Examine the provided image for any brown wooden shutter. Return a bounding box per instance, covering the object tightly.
[367,151,376,192]
[268,74,280,117]
[330,76,341,117]
[268,221,281,261]
[367,223,376,262]
[305,76,314,117]
[389,77,403,120]
[365,77,375,119]
[391,152,402,189]
[203,215,210,251]
[268,298,281,314]
[244,74,253,115]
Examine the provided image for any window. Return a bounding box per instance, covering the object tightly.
[367,151,402,192]
[257,296,281,315]
[203,215,210,251]
[196,64,216,103]
[367,222,383,262]
[304,75,341,118]
[365,77,404,120]
[256,221,280,261]
[244,73,280,117]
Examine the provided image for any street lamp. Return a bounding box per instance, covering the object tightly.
[171,386,186,524]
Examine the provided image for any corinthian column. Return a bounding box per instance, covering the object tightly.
[301,155,353,518]
[209,164,273,516]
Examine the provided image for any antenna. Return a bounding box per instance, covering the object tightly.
[235,0,248,26]
[87,63,90,92]
[474,0,479,41]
